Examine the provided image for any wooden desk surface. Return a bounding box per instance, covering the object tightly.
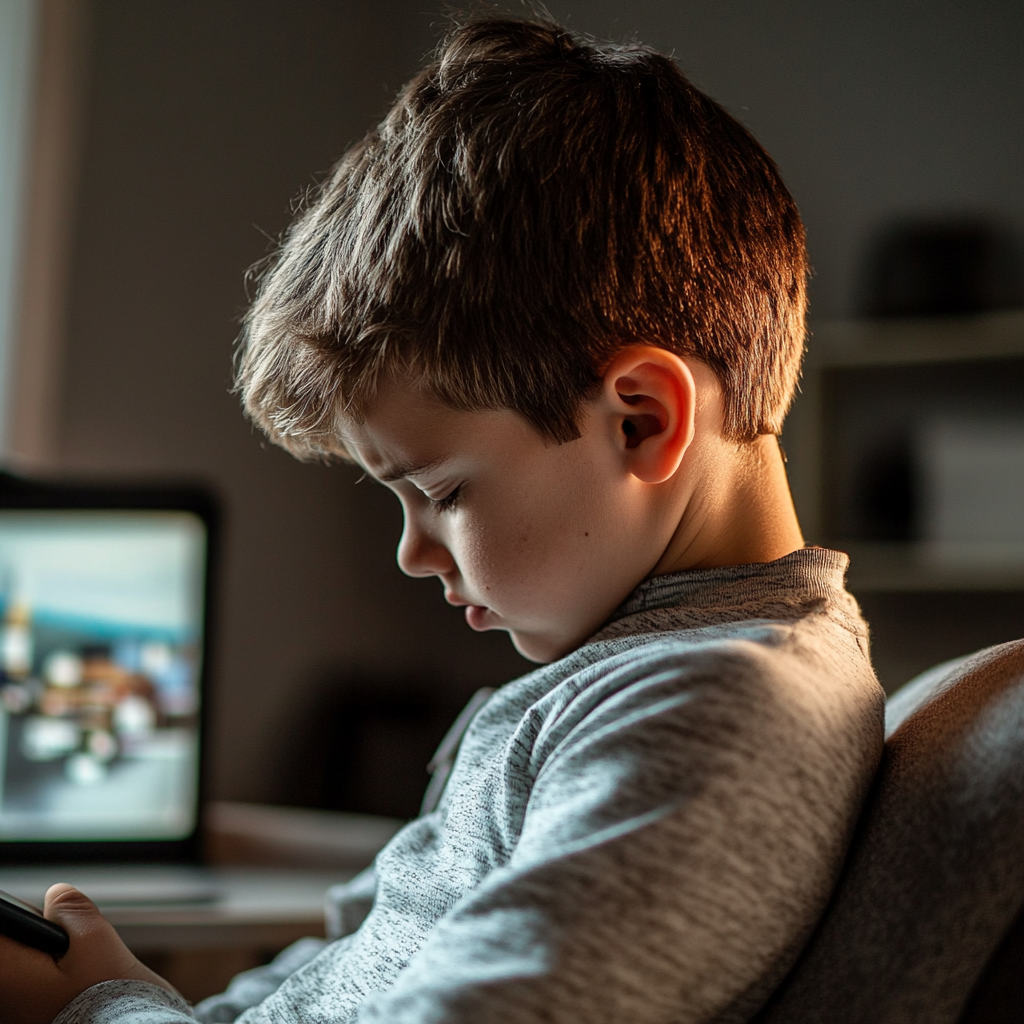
[0,864,350,950]
[0,803,404,1001]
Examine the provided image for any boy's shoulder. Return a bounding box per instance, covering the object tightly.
[465,548,882,781]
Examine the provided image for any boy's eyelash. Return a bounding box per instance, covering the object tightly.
[430,484,463,512]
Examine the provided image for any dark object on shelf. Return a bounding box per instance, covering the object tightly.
[820,356,1024,544]
[863,219,1023,318]
[854,439,918,542]
[0,888,70,958]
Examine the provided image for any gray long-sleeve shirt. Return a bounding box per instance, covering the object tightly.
[56,548,883,1024]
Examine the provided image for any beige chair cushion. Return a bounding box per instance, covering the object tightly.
[755,639,1024,1024]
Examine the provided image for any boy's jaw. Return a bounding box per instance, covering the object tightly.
[339,380,678,664]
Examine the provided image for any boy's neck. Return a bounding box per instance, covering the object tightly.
[652,434,804,577]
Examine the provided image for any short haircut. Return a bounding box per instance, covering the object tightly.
[236,16,808,459]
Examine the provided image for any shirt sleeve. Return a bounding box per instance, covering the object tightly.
[352,640,878,1024]
[325,866,378,940]
[194,865,374,1020]
[48,939,330,1024]
[193,937,330,1022]
[53,980,197,1024]
[51,914,336,1023]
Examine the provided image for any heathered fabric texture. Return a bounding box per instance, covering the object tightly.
[55,548,883,1024]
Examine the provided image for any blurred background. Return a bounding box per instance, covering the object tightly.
[0,0,1022,820]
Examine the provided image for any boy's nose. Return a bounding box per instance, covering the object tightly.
[397,515,456,578]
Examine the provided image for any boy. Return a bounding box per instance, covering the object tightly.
[0,16,883,1024]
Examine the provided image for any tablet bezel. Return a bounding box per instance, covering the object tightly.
[0,471,218,866]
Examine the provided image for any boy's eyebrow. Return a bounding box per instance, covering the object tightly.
[376,456,449,483]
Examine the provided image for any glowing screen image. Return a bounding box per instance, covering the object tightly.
[0,511,206,841]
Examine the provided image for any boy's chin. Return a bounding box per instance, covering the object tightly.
[507,628,569,665]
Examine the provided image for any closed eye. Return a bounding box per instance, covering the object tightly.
[430,484,463,513]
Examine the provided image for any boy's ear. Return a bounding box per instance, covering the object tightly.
[600,346,697,483]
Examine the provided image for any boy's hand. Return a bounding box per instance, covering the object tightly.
[0,884,180,1024]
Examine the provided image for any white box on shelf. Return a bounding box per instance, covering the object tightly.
[918,416,1024,547]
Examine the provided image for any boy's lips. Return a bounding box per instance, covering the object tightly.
[445,591,491,630]
[464,605,491,630]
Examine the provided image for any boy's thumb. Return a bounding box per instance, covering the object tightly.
[43,883,108,936]
[42,882,182,997]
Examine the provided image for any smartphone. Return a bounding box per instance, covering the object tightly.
[0,889,70,958]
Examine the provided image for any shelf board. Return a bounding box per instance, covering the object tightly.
[840,542,1024,593]
[806,310,1024,369]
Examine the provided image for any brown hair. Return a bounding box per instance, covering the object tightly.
[236,15,808,459]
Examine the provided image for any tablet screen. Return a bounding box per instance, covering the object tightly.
[0,511,206,842]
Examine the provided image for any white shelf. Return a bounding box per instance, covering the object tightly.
[806,309,1024,369]
[841,543,1024,593]
[783,310,1024,549]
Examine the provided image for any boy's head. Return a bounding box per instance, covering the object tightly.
[236,16,809,661]
[237,15,807,459]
